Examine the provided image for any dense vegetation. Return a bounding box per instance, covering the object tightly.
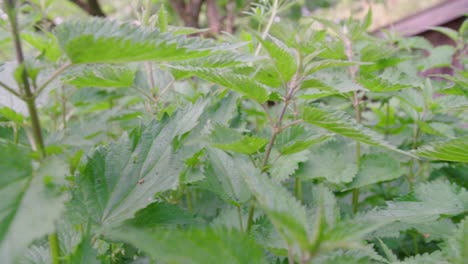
[0,0,467,263]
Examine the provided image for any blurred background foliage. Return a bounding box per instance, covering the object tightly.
[0,0,448,61]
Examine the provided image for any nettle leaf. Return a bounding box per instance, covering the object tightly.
[64,65,135,88]
[303,106,412,156]
[305,59,364,75]
[234,64,283,88]
[0,143,67,263]
[75,101,206,226]
[124,202,197,228]
[415,137,468,163]
[105,227,268,264]
[279,134,333,155]
[299,139,357,184]
[257,35,297,82]
[364,180,468,225]
[55,18,224,63]
[17,245,51,264]
[358,74,411,92]
[270,150,310,183]
[21,32,62,62]
[174,52,256,68]
[443,216,468,264]
[240,161,310,249]
[396,251,448,264]
[419,45,455,71]
[345,153,403,190]
[169,66,269,103]
[213,136,268,155]
[201,148,252,205]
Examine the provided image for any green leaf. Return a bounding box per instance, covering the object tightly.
[396,251,447,264]
[430,27,459,42]
[419,45,455,71]
[17,245,51,264]
[55,18,224,63]
[170,66,269,103]
[0,143,67,263]
[270,150,309,183]
[0,106,24,123]
[74,101,206,226]
[21,32,62,62]
[415,137,468,163]
[444,216,468,264]
[299,139,357,184]
[364,180,468,225]
[158,5,168,33]
[124,202,196,228]
[68,232,99,264]
[358,75,411,92]
[202,148,252,205]
[64,65,135,88]
[104,227,268,264]
[345,153,403,190]
[303,106,412,157]
[213,136,268,155]
[240,160,310,249]
[279,134,332,155]
[257,35,297,82]
[305,59,364,75]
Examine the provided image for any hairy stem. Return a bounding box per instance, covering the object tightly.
[295,176,302,202]
[254,0,279,56]
[48,233,60,264]
[7,1,45,156]
[246,203,255,232]
[236,205,244,232]
[35,63,72,97]
[0,80,21,98]
[6,3,59,262]
[186,188,193,212]
[345,35,362,214]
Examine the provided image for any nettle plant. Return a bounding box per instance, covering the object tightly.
[1,0,467,263]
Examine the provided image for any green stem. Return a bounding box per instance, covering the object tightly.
[7,1,46,157]
[236,205,244,232]
[48,233,60,264]
[186,188,193,212]
[246,202,255,232]
[254,0,279,56]
[6,3,59,263]
[35,63,72,97]
[384,101,390,139]
[345,34,362,215]
[0,79,21,98]
[295,176,302,202]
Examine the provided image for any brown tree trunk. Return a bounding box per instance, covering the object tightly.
[206,0,221,34]
[169,0,204,29]
[69,0,105,17]
[225,0,236,34]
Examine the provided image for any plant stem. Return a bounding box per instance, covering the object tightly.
[48,233,60,264]
[287,245,295,264]
[0,80,21,98]
[345,34,362,215]
[295,176,302,202]
[254,0,279,56]
[384,100,390,139]
[186,188,193,212]
[7,3,46,157]
[246,203,255,232]
[35,63,72,97]
[236,205,244,232]
[6,4,59,263]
